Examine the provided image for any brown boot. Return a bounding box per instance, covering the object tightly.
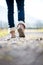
[10,28,15,38]
[17,23,25,37]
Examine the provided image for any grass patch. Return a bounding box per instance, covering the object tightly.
[0,29,8,37]
[0,28,43,37]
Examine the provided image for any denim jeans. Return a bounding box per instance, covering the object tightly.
[6,0,25,28]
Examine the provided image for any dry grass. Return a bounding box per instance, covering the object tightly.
[0,28,43,37]
[0,29,8,37]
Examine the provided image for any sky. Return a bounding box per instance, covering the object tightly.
[25,0,43,20]
[0,0,7,22]
[0,0,43,27]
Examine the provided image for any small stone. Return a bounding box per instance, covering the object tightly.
[36,39,39,41]
[0,45,2,49]
[40,38,43,40]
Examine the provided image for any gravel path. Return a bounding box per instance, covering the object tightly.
[0,32,43,65]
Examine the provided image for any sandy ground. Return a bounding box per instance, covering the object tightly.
[0,29,43,65]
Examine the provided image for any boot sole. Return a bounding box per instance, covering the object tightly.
[18,28,25,37]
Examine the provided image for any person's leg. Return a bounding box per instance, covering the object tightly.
[6,0,15,38]
[16,0,25,37]
[16,0,25,22]
[6,0,15,28]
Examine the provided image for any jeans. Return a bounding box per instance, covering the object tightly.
[6,0,25,28]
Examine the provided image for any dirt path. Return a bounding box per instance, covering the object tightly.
[0,30,43,65]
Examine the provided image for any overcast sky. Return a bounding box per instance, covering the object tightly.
[0,0,43,27]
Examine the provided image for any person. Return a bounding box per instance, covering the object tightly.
[6,0,25,38]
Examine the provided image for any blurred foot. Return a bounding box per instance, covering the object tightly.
[17,22,25,37]
[10,28,15,38]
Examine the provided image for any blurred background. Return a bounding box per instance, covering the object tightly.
[0,0,43,28]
